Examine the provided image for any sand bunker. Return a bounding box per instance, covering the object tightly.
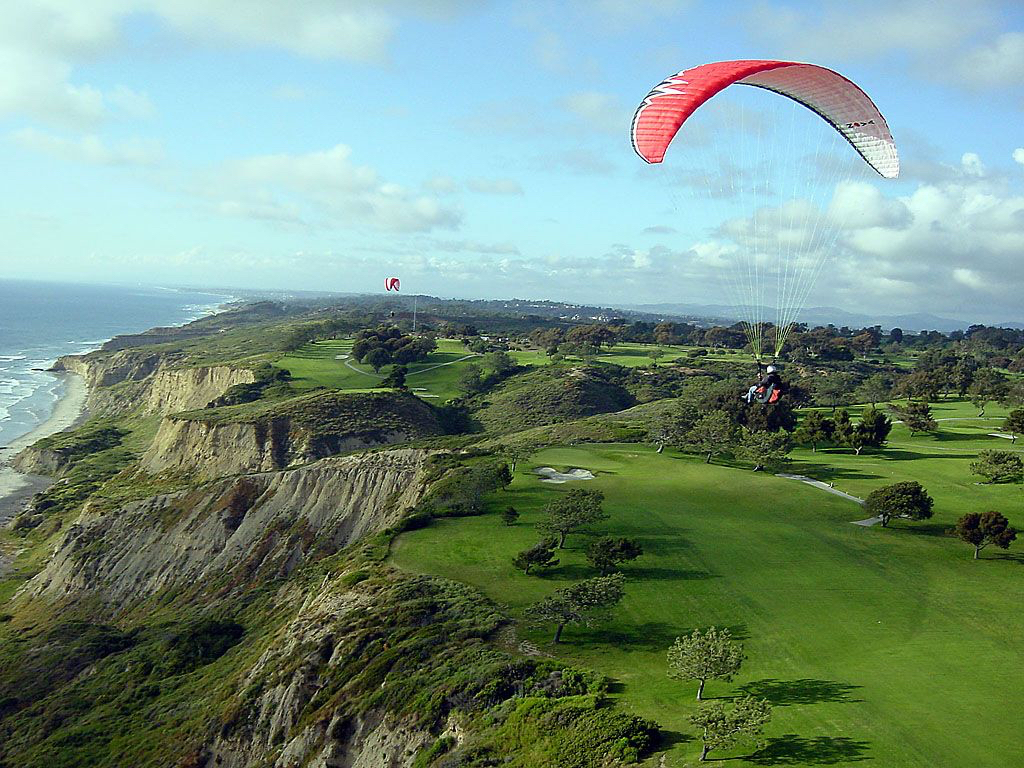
[534,466,595,484]
[988,433,1016,441]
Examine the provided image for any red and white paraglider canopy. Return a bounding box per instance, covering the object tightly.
[631,59,898,179]
[385,277,401,292]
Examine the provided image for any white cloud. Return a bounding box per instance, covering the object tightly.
[954,31,1024,89]
[424,175,460,194]
[150,1,397,63]
[829,181,912,229]
[10,128,163,166]
[1013,148,1024,166]
[0,2,473,125]
[743,0,991,62]
[466,177,523,195]
[209,143,462,232]
[952,267,985,289]
[960,152,986,177]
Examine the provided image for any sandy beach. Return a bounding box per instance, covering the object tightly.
[0,371,88,525]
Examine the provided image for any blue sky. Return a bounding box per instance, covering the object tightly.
[3,1,1024,322]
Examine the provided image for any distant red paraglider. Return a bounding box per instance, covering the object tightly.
[385,277,401,292]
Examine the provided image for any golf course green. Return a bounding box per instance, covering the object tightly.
[391,407,1024,766]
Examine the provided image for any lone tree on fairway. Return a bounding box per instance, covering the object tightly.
[890,400,938,436]
[501,505,520,526]
[971,451,1024,484]
[687,410,738,464]
[864,481,934,528]
[667,626,744,701]
[968,368,1007,417]
[526,573,625,643]
[847,408,893,455]
[586,536,643,575]
[691,695,772,762]
[649,401,699,453]
[512,538,559,574]
[951,511,1017,559]
[736,428,791,472]
[855,374,892,408]
[537,488,608,548]
[499,441,540,475]
[813,372,857,413]
[793,410,834,452]
[1004,409,1024,443]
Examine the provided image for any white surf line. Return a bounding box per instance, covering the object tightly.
[774,473,881,526]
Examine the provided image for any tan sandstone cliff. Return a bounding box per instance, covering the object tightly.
[25,448,431,603]
[51,350,255,417]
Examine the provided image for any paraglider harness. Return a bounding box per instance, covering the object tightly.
[745,362,784,405]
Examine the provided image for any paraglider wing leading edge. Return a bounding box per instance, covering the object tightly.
[631,59,899,179]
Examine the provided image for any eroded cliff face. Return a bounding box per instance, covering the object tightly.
[140,416,419,478]
[25,448,431,604]
[51,350,255,417]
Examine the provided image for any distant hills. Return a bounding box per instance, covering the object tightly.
[620,302,1022,333]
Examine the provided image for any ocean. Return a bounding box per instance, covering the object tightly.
[0,279,230,449]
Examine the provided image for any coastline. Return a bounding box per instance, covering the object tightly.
[0,290,232,527]
[0,371,88,525]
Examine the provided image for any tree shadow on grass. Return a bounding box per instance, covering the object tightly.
[736,679,861,706]
[894,522,952,538]
[652,729,693,752]
[879,449,974,461]
[933,430,989,443]
[747,734,870,765]
[786,462,884,482]
[572,621,681,652]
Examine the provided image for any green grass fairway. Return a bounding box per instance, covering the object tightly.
[392,428,1024,765]
[276,338,486,402]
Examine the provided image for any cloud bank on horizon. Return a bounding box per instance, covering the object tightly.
[3,0,1024,324]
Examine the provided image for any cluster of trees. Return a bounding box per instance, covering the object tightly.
[794,409,893,455]
[455,350,517,396]
[351,326,437,372]
[649,381,797,471]
[971,451,1023,483]
[506,489,642,644]
[667,627,771,761]
[512,489,645,582]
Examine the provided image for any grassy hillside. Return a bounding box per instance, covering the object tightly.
[392,412,1024,766]
[475,366,637,433]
